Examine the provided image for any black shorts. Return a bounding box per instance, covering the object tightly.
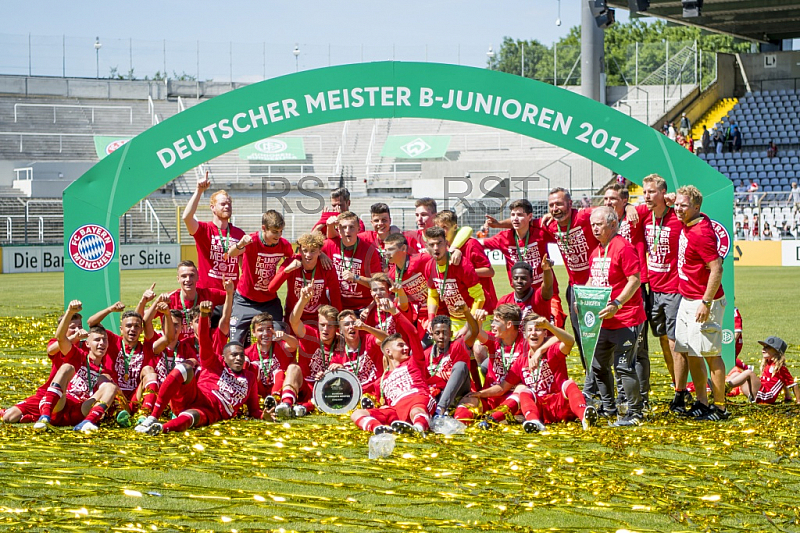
[648,291,681,339]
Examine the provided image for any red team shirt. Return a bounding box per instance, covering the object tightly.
[192,220,245,290]
[756,364,795,404]
[404,229,427,254]
[636,204,682,294]
[197,317,262,420]
[105,332,157,400]
[358,230,422,270]
[313,211,365,233]
[388,253,432,320]
[459,237,498,313]
[541,210,598,286]
[65,352,114,402]
[244,341,295,398]
[617,212,648,285]
[321,237,382,310]
[498,288,551,324]
[329,334,384,390]
[505,343,569,397]
[482,332,527,388]
[588,235,647,329]
[482,225,554,285]
[677,214,725,300]
[296,327,343,383]
[167,288,226,344]
[268,258,343,324]
[734,308,743,356]
[424,338,471,391]
[427,260,482,320]
[236,235,294,302]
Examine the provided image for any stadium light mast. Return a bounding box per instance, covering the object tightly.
[293,44,300,72]
[486,45,495,69]
[94,37,102,79]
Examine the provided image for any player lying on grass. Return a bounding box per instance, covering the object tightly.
[1,305,86,424]
[351,298,435,436]
[135,300,264,435]
[34,300,120,433]
[244,312,298,412]
[425,304,481,417]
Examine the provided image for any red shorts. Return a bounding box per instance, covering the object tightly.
[480,393,510,412]
[367,393,435,425]
[298,381,314,404]
[166,380,217,419]
[51,396,88,427]
[15,390,46,417]
[535,391,578,424]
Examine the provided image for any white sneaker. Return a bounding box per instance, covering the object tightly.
[134,415,157,433]
[293,405,307,417]
[33,415,51,430]
[275,402,294,419]
[74,420,99,433]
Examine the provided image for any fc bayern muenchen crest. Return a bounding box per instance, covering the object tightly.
[709,219,731,259]
[68,224,115,271]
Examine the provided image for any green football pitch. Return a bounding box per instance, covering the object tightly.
[0,266,798,532]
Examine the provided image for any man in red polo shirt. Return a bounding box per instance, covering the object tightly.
[673,185,729,421]
[225,210,294,344]
[634,174,687,411]
[182,175,245,290]
[587,207,647,427]
[321,211,382,312]
[312,187,366,235]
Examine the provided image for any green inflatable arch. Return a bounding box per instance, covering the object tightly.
[63,61,735,360]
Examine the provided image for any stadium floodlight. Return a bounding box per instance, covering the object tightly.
[94,37,102,79]
[682,0,703,17]
[293,44,300,72]
[486,45,495,59]
[595,7,616,28]
[627,0,649,13]
[556,0,562,26]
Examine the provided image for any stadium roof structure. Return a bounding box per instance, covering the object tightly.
[607,0,800,44]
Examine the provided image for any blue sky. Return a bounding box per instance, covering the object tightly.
[1,0,636,81]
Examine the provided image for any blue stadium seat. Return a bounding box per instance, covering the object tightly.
[770,178,779,186]
[730,172,740,180]
[774,164,783,171]
[779,178,789,186]
[763,185,773,192]
[756,164,765,172]
[778,171,787,179]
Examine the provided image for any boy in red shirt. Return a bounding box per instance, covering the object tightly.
[453,304,526,424]
[497,259,554,324]
[312,187,366,234]
[182,176,245,290]
[34,301,119,433]
[384,232,432,338]
[320,211,381,312]
[226,210,295,344]
[425,226,485,336]
[434,210,498,315]
[3,307,86,424]
[268,232,342,325]
[350,300,435,435]
[244,312,298,411]
[165,261,227,355]
[358,202,422,271]
[136,301,264,435]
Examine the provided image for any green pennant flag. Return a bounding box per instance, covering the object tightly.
[380,135,450,158]
[573,285,612,370]
[94,136,131,159]
[238,137,306,161]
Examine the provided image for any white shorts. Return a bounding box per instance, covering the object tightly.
[674,297,727,357]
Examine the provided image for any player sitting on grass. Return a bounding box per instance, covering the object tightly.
[724,336,800,405]
[135,301,264,435]
[351,299,435,436]
[2,305,85,424]
[329,307,389,408]
[244,312,298,412]
[510,314,597,433]
[425,304,481,417]
[453,304,526,425]
[34,300,119,433]
[88,302,159,427]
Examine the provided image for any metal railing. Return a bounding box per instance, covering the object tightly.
[0,131,128,153]
[140,199,167,244]
[734,191,800,241]
[14,103,133,124]
[749,78,800,93]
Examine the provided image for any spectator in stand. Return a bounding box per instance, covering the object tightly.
[581,195,591,209]
[662,122,669,136]
[767,141,778,159]
[679,113,691,138]
[780,220,792,238]
[751,213,760,240]
[686,136,695,154]
[742,215,750,237]
[747,180,759,207]
[701,125,711,154]
[676,134,686,148]
[714,130,724,154]
[734,221,744,240]
[762,222,773,240]
[789,182,800,212]
[667,122,677,141]
[731,126,742,153]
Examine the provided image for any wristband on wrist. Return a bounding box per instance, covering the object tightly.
[611,299,622,308]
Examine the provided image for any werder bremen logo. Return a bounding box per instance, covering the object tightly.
[400,138,431,157]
